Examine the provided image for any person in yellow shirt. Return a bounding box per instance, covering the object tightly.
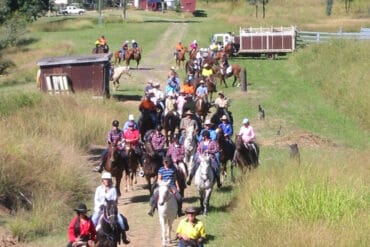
[176,206,206,247]
[201,63,213,78]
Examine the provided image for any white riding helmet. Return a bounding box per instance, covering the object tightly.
[125,40,129,43]
[132,40,136,43]
[243,118,249,124]
[128,114,134,121]
[193,40,197,44]
[101,172,112,180]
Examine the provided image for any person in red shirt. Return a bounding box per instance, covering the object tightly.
[122,122,144,171]
[67,203,96,247]
[139,95,158,126]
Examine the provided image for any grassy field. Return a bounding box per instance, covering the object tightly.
[0,0,369,246]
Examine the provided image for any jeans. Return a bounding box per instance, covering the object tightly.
[178,239,204,247]
[92,209,126,230]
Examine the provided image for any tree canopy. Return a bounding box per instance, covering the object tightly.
[0,0,49,24]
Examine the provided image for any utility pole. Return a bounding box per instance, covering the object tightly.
[98,0,102,25]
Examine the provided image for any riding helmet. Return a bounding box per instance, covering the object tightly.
[202,130,210,138]
[156,125,162,131]
[112,120,120,127]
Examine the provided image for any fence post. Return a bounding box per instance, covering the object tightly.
[240,67,247,92]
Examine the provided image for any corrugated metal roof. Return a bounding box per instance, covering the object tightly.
[37,53,112,66]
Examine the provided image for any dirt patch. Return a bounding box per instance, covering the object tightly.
[262,131,338,148]
[0,228,19,247]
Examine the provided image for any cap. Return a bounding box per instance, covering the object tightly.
[199,80,205,84]
[74,203,90,213]
[218,91,224,96]
[203,63,209,67]
[163,156,172,164]
[185,206,198,214]
[153,82,160,87]
[220,115,228,121]
[170,66,176,70]
[101,172,112,180]
[128,114,134,121]
[243,118,249,124]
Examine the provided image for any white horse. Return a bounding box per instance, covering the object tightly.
[194,154,215,216]
[110,65,131,90]
[157,181,178,247]
[183,125,197,175]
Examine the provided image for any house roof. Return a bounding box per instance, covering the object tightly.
[37,53,112,66]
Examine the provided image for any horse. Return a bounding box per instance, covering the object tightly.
[216,128,236,182]
[113,50,122,65]
[175,49,186,68]
[162,111,180,146]
[223,43,234,57]
[210,107,233,127]
[232,135,260,181]
[194,154,215,215]
[185,59,201,79]
[132,47,141,69]
[123,143,140,192]
[204,75,217,101]
[110,66,130,90]
[92,45,109,54]
[142,136,162,196]
[189,48,198,60]
[96,200,120,247]
[183,125,197,173]
[215,64,242,88]
[104,143,126,197]
[124,48,141,69]
[195,95,211,124]
[157,181,178,247]
[138,109,157,141]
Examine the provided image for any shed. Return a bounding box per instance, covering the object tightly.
[37,53,112,97]
[138,0,196,12]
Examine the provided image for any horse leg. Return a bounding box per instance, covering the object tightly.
[116,172,123,197]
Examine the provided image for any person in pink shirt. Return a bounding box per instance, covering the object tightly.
[176,91,187,117]
[238,118,255,144]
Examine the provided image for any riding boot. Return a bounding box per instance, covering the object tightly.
[147,203,156,217]
[216,174,222,189]
[186,174,193,186]
[121,231,130,245]
[177,202,184,217]
[93,161,104,173]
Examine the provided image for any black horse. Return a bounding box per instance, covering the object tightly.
[138,109,157,141]
[232,135,259,181]
[162,111,180,146]
[97,200,125,247]
[210,107,233,127]
[216,128,235,181]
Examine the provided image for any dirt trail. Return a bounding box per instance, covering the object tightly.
[116,22,200,247]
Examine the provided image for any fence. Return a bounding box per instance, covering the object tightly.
[297,27,370,45]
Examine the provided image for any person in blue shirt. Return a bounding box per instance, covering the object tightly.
[195,80,208,99]
[218,115,233,138]
[197,119,217,142]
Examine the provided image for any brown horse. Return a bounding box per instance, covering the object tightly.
[113,50,122,65]
[92,45,109,54]
[123,143,140,192]
[189,48,198,60]
[232,135,259,181]
[162,111,180,146]
[104,143,126,197]
[125,48,141,69]
[216,64,242,88]
[195,95,211,123]
[204,75,217,101]
[223,43,234,57]
[175,49,186,68]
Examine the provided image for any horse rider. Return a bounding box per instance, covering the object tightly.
[93,120,123,172]
[209,41,218,58]
[122,121,144,170]
[123,114,138,131]
[189,40,198,56]
[144,80,154,95]
[175,41,185,59]
[149,125,166,158]
[131,39,138,49]
[176,206,206,247]
[169,66,178,78]
[201,63,215,85]
[149,82,165,120]
[197,119,217,142]
[120,40,129,59]
[139,94,158,127]
[95,35,107,53]
[221,52,229,75]
[166,133,185,166]
[238,118,258,160]
[187,130,222,188]
[92,172,130,244]
[176,91,187,117]
[165,74,180,97]
[164,92,177,116]
[179,110,198,144]
[195,80,208,103]
[67,203,97,247]
[214,91,230,120]
[218,115,233,141]
[182,78,195,96]
[147,156,183,217]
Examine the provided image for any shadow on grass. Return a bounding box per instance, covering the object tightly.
[112,94,142,101]
[144,20,201,23]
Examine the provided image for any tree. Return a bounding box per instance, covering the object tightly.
[344,0,353,14]
[247,0,269,19]
[326,0,333,16]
